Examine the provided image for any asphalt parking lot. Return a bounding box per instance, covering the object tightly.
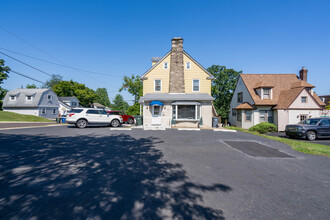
[0,126,329,219]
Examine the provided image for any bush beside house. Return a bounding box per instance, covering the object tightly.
[248,122,277,134]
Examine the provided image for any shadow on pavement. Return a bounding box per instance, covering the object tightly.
[0,133,231,219]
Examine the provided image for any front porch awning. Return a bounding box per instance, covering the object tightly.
[139,93,214,104]
[234,102,255,110]
[172,101,201,105]
[150,100,164,106]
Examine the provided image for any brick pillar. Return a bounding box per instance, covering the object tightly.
[169,37,185,93]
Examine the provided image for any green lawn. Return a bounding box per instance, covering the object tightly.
[0,111,53,122]
[226,126,330,157]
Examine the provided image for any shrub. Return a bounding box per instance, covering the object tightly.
[248,122,277,134]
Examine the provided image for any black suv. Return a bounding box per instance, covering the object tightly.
[285,117,330,141]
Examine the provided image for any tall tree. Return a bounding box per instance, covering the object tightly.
[0,59,10,110]
[208,65,242,118]
[26,84,37,89]
[95,88,111,107]
[119,75,143,103]
[52,80,97,107]
[43,74,63,89]
[111,94,129,111]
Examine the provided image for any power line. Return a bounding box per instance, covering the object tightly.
[10,70,45,84]
[0,47,122,78]
[0,25,64,64]
[0,51,52,77]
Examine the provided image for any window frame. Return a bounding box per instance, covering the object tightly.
[237,92,243,103]
[152,105,161,117]
[263,88,270,100]
[237,110,242,122]
[163,62,168,70]
[192,79,200,92]
[245,110,252,121]
[9,96,16,101]
[52,108,57,115]
[172,104,201,121]
[47,94,52,101]
[26,95,33,101]
[41,108,46,114]
[154,79,162,92]
[301,96,307,103]
[186,62,191,69]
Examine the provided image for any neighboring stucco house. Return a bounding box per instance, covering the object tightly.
[139,37,216,129]
[58,96,80,116]
[229,68,326,131]
[3,89,59,119]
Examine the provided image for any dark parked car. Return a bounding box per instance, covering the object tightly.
[108,111,135,124]
[285,117,330,140]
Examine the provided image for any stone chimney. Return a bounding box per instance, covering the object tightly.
[299,67,308,82]
[169,37,185,93]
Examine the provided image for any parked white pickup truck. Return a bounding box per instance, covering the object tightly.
[66,108,123,128]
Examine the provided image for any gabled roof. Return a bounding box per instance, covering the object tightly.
[240,74,317,106]
[274,87,305,109]
[313,93,326,106]
[58,96,80,102]
[3,89,51,108]
[253,81,274,89]
[93,103,105,108]
[291,81,315,89]
[235,102,255,110]
[140,50,215,80]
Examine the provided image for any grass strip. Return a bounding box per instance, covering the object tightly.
[0,111,53,122]
[226,126,330,157]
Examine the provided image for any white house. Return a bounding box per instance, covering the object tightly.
[229,68,326,131]
[3,89,60,119]
[58,96,80,116]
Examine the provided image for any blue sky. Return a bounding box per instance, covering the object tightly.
[1,0,330,104]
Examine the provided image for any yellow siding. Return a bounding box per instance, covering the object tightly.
[183,54,211,95]
[143,54,171,95]
[143,52,212,95]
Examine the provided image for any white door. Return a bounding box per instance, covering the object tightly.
[152,105,162,125]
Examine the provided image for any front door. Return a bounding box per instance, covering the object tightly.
[152,105,162,125]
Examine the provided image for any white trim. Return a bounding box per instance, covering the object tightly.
[9,95,16,101]
[192,79,200,92]
[163,62,168,70]
[154,79,162,92]
[152,105,162,117]
[26,95,33,101]
[52,108,57,115]
[177,128,200,131]
[41,108,46,114]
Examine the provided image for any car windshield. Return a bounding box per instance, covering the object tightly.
[299,119,321,125]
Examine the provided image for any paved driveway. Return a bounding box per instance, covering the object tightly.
[0,126,329,219]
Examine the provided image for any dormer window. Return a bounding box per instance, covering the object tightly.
[26,95,33,101]
[263,88,270,99]
[9,96,16,101]
[47,94,52,101]
[163,62,168,69]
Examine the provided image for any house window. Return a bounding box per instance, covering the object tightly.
[41,109,46,114]
[260,110,273,123]
[300,114,308,122]
[47,94,52,101]
[263,88,270,99]
[52,108,57,114]
[192,80,200,92]
[172,104,201,120]
[163,62,168,69]
[152,105,161,116]
[154,80,161,92]
[186,62,191,69]
[245,110,252,121]
[301,96,307,103]
[9,96,16,101]
[26,95,33,101]
[232,109,236,117]
[71,102,77,106]
[237,110,242,121]
[237,92,243,103]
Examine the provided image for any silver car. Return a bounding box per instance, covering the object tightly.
[66,108,123,128]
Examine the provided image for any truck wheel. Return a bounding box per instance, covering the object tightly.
[111,119,120,127]
[128,118,134,124]
[76,119,87,129]
[306,131,316,141]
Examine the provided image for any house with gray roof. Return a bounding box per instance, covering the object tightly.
[3,89,59,119]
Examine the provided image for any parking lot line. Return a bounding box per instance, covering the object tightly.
[213,129,237,132]
[109,128,132,131]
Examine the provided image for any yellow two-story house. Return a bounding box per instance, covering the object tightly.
[139,37,216,129]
